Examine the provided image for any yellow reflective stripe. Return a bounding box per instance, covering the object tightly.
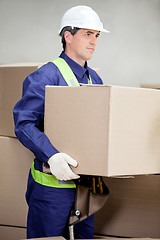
[31,161,76,188]
[51,58,80,86]
[51,57,92,85]
[33,57,92,188]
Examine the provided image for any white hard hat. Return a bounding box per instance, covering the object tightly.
[59,5,109,35]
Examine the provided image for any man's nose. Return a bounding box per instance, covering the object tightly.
[90,36,97,45]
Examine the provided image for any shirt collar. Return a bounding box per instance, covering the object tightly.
[59,51,89,79]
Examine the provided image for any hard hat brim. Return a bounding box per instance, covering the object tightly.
[58,26,110,35]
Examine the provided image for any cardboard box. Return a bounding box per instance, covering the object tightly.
[0,63,43,137]
[44,85,160,177]
[141,84,160,89]
[94,175,160,238]
[22,237,65,240]
[0,226,26,240]
[0,136,34,227]
[0,63,98,138]
[95,238,160,240]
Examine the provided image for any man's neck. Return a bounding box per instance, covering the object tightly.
[64,50,85,67]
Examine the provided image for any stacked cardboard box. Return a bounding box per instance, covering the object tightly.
[44,85,160,238]
[0,63,44,137]
[94,175,160,238]
[0,63,99,240]
[1,63,160,239]
[0,64,40,240]
[141,84,160,90]
[0,226,27,240]
[22,237,66,240]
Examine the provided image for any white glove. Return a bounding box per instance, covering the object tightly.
[48,153,80,181]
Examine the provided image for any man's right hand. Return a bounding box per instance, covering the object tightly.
[48,153,80,181]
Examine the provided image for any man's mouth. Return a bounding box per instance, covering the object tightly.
[87,47,94,52]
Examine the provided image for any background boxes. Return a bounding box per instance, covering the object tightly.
[0,63,43,137]
[94,175,160,238]
[1,64,160,239]
[141,84,160,89]
[0,226,26,240]
[45,85,160,177]
[0,136,33,227]
[0,64,98,138]
[0,63,40,239]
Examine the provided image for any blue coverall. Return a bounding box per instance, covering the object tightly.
[13,52,103,239]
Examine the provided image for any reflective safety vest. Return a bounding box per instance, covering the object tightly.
[31,57,92,188]
[52,57,92,86]
[31,160,76,188]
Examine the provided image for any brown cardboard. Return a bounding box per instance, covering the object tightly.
[141,84,160,89]
[0,63,43,137]
[44,85,160,177]
[0,136,34,227]
[94,175,160,238]
[22,237,65,240]
[95,237,160,240]
[0,63,97,138]
[0,226,26,240]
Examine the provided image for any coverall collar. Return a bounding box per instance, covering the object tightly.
[59,51,89,79]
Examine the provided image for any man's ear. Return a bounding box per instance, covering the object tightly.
[64,31,72,44]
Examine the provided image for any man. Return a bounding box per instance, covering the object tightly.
[13,5,109,239]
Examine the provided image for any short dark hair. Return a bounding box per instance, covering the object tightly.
[60,26,80,51]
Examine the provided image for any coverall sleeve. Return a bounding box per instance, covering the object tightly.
[13,63,59,162]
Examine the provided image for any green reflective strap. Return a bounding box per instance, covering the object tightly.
[31,161,76,188]
[51,58,80,86]
[35,57,92,188]
[51,57,92,85]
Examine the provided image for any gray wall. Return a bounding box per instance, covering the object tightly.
[0,0,160,87]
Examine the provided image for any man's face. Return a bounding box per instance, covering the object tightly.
[65,29,100,66]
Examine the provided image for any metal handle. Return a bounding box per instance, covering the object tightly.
[69,225,74,240]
